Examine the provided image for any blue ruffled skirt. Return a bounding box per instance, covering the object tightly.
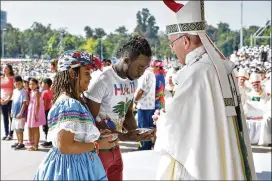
[34,147,107,180]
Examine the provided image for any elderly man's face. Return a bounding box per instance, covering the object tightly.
[252,83,262,93]
[261,73,266,80]
[168,34,187,65]
[238,77,246,87]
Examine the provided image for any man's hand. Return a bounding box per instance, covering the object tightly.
[136,131,155,141]
[119,129,155,142]
[96,121,111,130]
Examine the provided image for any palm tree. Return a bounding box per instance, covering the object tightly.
[112,98,132,131]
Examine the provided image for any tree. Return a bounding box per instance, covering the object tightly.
[84,26,94,39]
[206,24,218,42]
[31,22,52,34]
[115,26,128,35]
[217,22,231,35]
[93,28,107,39]
[134,8,159,49]
[94,38,108,59]
[44,32,61,59]
[158,32,172,60]
[58,34,79,53]
[2,19,271,59]
[81,37,96,53]
[243,25,271,46]
[1,23,22,57]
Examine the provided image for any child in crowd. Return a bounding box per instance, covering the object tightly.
[23,76,33,146]
[26,78,46,151]
[40,78,53,148]
[10,76,28,150]
[23,76,31,100]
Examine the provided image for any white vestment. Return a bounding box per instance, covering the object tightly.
[238,85,250,106]
[259,99,272,146]
[155,46,256,180]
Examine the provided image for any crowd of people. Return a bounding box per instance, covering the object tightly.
[0,62,56,149]
[0,42,271,179]
[228,45,271,146]
[0,42,270,179]
[0,1,270,180]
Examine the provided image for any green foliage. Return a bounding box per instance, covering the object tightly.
[134,8,160,56]
[81,37,96,53]
[94,38,108,59]
[1,9,270,59]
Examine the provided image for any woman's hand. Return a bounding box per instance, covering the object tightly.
[1,99,8,105]
[97,135,119,150]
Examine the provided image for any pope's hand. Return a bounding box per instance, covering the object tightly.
[152,109,165,125]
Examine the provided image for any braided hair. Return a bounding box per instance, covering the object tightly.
[116,35,152,60]
[51,67,80,104]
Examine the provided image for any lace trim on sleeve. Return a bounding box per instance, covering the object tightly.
[48,119,100,143]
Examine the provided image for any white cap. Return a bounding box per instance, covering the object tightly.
[249,72,262,84]
[238,68,249,79]
[164,0,205,35]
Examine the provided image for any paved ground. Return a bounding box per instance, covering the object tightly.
[1,116,271,180]
[0,117,140,180]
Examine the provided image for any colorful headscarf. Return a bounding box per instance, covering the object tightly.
[92,56,103,70]
[151,60,166,76]
[57,50,94,72]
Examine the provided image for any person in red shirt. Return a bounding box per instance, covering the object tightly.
[40,78,53,148]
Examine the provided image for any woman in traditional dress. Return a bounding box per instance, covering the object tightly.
[34,50,118,180]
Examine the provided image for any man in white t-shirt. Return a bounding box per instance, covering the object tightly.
[134,67,156,150]
[84,35,154,181]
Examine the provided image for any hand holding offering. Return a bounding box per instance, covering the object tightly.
[152,109,166,125]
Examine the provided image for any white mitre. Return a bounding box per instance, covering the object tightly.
[163,0,237,116]
[164,0,205,35]
[249,72,262,84]
[238,68,249,79]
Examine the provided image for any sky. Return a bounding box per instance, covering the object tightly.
[1,1,271,36]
